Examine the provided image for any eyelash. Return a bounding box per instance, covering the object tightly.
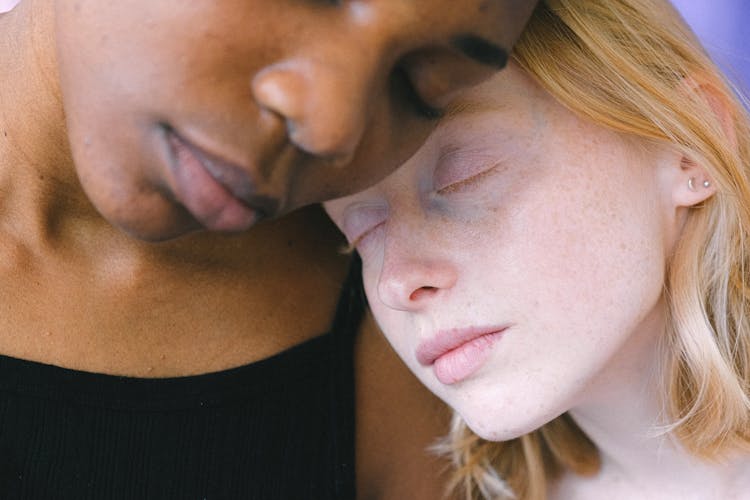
[341,165,498,254]
[341,221,386,254]
[392,67,443,120]
[436,163,499,195]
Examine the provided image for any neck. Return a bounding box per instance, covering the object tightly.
[0,2,349,345]
[566,302,749,497]
[1,0,102,243]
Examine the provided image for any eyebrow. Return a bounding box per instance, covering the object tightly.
[451,35,509,69]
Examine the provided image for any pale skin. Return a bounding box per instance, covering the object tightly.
[0,0,539,496]
[325,64,750,498]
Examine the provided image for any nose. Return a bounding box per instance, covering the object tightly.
[377,243,458,312]
[251,56,373,165]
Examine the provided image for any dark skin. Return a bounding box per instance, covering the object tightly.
[0,0,537,496]
[50,0,537,240]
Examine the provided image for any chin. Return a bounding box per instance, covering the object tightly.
[455,398,565,443]
[461,414,527,442]
[103,205,202,242]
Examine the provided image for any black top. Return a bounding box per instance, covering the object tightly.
[0,259,365,500]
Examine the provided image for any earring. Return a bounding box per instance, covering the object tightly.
[703,180,711,188]
[688,177,696,191]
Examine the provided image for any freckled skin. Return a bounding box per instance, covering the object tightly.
[325,63,682,440]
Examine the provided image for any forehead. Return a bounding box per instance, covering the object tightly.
[433,0,540,45]
[256,0,538,57]
[430,0,540,64]
[324,66,536,203]
[445,61,546,112]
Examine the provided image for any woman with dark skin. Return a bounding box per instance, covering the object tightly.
[0,0,536,498]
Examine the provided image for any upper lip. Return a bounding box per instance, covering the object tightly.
[166,127,281,218]
[415,325,510,366]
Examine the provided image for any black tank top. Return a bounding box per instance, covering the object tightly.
[0,259,365,499]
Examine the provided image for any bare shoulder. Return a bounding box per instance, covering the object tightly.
[354,309,456,500]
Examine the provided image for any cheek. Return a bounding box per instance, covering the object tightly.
[522,201,665,379]
[464,170,661,305]
[546,179,663,311]
[444,218,667,440]
[471,136,668,325]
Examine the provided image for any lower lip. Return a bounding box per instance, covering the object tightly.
[166,132,261,232]
[433,330,505,385]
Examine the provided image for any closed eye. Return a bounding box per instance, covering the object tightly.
[436,162,501,195]
[342,221,386,254]
[338,204,388,254]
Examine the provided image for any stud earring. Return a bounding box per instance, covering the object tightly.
[688,177,696,191]
[703,180,711,188]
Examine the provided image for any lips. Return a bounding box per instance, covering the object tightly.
[416,326,508,385]
[164,128,279,232]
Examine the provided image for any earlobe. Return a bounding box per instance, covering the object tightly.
[673,156,716,208]
[687,176,711,192]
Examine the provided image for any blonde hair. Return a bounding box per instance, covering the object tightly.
[442,1,750,498]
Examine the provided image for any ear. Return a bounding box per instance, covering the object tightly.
[670,155,717,208]
[668,75,735,208]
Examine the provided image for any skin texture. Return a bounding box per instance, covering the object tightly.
[0,1,538,496]
[325,64,750,498]
[50,0,537,240]
[0,0,535,379]
[326,63,678,437]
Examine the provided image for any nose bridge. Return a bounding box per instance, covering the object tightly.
[376,209,457,311]
[252,18,395,163]
[297,44,379,159]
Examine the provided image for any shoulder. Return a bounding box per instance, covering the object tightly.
[354,309,455,500]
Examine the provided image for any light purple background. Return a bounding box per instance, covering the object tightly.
[0,0,746,87]
[671,0,749,91]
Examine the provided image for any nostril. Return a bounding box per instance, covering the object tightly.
[409,286,438,303]
[251,66,310,140]
[288,125,358,162]
[252,58,373,164]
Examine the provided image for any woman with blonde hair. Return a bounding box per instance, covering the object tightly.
[325,0,750,498]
